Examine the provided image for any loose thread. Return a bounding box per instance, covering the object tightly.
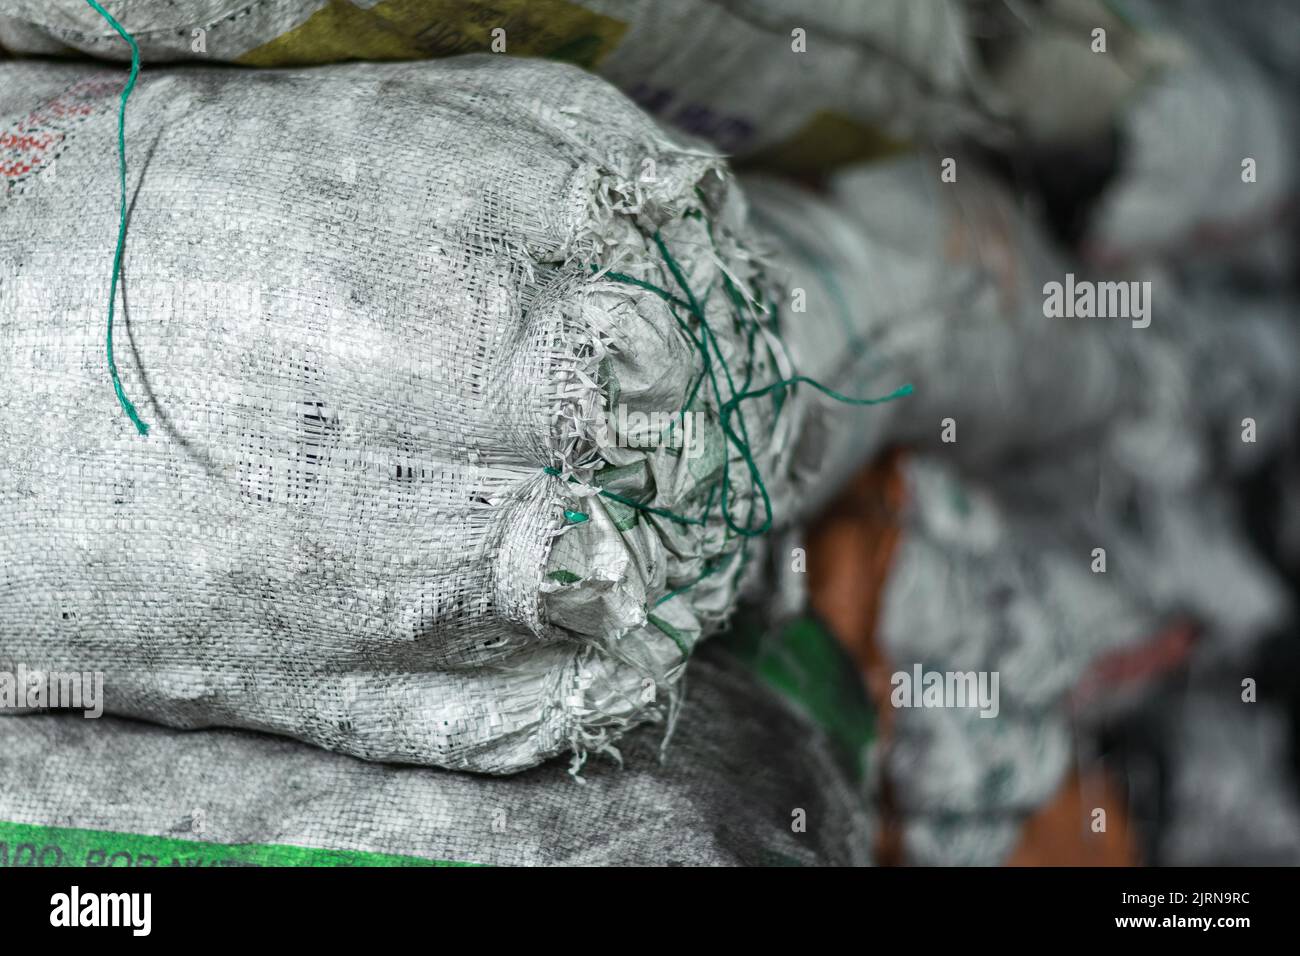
[86,0,149,436]
[561,222,913,542]
[654,230,763,537]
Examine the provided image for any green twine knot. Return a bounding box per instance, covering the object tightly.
[558,224,911,540]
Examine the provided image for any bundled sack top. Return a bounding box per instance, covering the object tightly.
[0,54,820,773]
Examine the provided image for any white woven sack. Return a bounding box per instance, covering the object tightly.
[0,55,805,772]
[0,642,874,867]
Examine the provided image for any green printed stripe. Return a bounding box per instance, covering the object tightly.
[723,615,875,781]
[0,821,478,868]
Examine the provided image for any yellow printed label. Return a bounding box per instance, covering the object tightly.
[740,111,911,176]
[238,0,627,69]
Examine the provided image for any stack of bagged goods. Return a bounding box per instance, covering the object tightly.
[796,451,1172,865]
[0,0,1012,171]
[3,0,1297,869]
[795,446,1288,864]
[741,109,1295,861]
[0,53,841,775]
[0,637,874,867]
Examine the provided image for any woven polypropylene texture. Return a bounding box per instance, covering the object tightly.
[0,643,873,866]
[0,55,801,772]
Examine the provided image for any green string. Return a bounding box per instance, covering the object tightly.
[557,221,912,538]
[544,467,707,527]
[86,0,149,437]
[654,549,735,607]
[614,218,768,536]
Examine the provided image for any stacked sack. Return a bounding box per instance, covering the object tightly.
[0,0,1198,173]
[0,53,840,774]
[0,634,875,867]
[0,0,1009,171]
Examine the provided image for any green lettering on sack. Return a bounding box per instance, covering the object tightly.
[0,821,477,867]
